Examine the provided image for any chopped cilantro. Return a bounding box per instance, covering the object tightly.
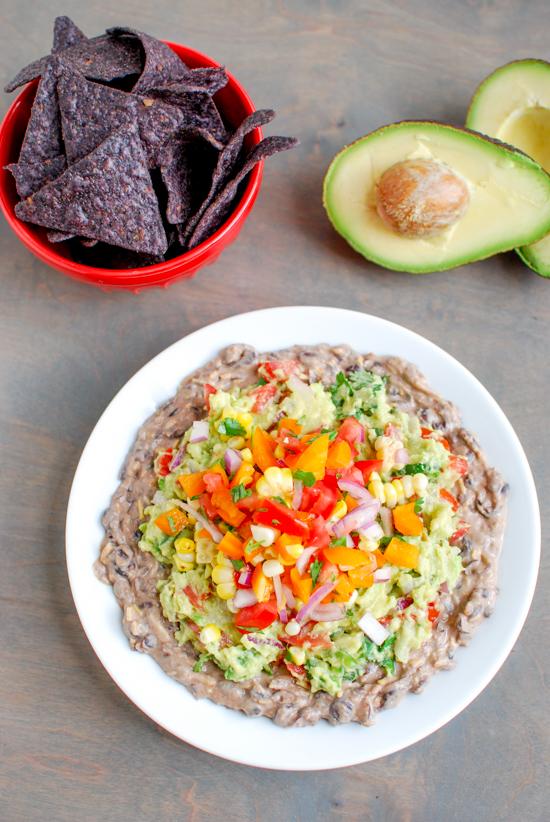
[273,496,289,507]
[157,477,165,490]
[167,515,176,532]
[293,469,316,487]
[310,559,322,586]
[256,377,268,386]
[374,427,384,437]
[244,540,261,554]
[403,462,429,475]
[231,559,245,570]
[362,633,396,675]
[414,497,424,514]
[190,494,201,501]
[379,536,392,549]
[217,417,247,437]
[331,536,348,547]
[231,483,252,503]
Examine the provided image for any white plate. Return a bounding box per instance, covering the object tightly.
[66,306,540,770]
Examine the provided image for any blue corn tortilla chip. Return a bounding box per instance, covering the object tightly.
[18,59,63,165]
[52,16,86,53]
[158,133,221,225]
[107,27,191,92]
[6,156,65,199]
[187,135,298,249]
[5,33,141,93]
[6,154,66,199]
[148,88,227,143]
[136,96,187,167]
[151,67,228,98]
[57,62,139,163]
[181,109,274,243]
[15,120,167,256]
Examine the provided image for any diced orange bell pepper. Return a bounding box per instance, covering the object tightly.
[372,548,385,568]
[322,547,376,569]
[207,463,229,485]
[278,417,302,435]
[393,502,424,537]
[345,494,360,512]
[348,566,374,588]
[290,567,312,603]
[252,566,272,603]
[177,471,206,498]
[440,488,459,512]
[218,531,244,560]
[251,427,277,473]
[211,488,246,528]
[326,439,353,471]
[293,433,330,481]
[243,537,263,560]
[333,574,354,602]
[384,537,420,570]
[230,461,255,489]
[275,533,303,565]
[155,507,187,536]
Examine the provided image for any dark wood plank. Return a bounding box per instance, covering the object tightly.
[0,2,548,820]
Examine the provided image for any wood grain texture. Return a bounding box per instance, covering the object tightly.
[0,1,548,820]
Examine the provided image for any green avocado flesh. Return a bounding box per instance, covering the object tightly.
[467,60,550,277]
[323,120,550,273]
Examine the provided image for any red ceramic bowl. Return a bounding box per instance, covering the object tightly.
[0,41,263,290]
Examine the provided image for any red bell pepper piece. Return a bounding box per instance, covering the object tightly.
[253,499,309,538]
[250,382,278,412]
[449,455,469,477]
[259,359,299,381]
[450,521,470,545]
[155,448,173,477]
[440,488,459,511]
[427,601,440,624]
[307,516,331,549]
[204,383,217,409]
[235,598,278,629]
[354,459,383,482]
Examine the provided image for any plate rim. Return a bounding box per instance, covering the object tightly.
[65,306,541,770]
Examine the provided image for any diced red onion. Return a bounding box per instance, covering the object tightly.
[296,581,337,624]
[224,447,242,476]
[308,603,344,622]
[357,611,390,645]
[331,502,380,538]
[397,596,414,610]
[189,419,209,443]
[169,448,185,471]
[282,584,296,608]
[296,546,316,575]
[245,634,285,650]
[233,589,258,609]
[292,480,303,510]
[373,566,392,582]
[174,500,223,543]
[394,447,410,465]
[439,581,449,594]
[273,574,288,622]
[380,507,393,537]
[359,522,384,540]
[337,479,375,502]
[238,566,253,587]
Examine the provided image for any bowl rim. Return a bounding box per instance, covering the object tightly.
[0,40,264,281]
[65,306,541,770]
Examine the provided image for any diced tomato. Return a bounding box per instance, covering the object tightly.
[340,465,365,485]
[427,601,440,624]
[338,417,365,445]
[204,383,217,409]
[421,427,433,439]
[234,493,263,512]
[449,455,469,477]
[318,560,338,589]
[378,616,392,627]
[289,632,332,649]
[200,493,218,520]
[421,427,450,451]
[450,521,470,545]
[155,448,173,477]
[203,470,228,493]
[235,598,278,629]
[307,516,331,549]
[253,499,309,538]
[250,381,278,412]
[302,479,338,519]
[259,359,299,381]
[284,661,307,679]
[183,586,206,610]
[440,488,459,511]
[354,459,383,482]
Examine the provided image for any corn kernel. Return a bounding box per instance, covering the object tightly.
[262,559,284,577]
[200,624,221,644]
[384,483,398,508]
[176,551,196,563]
[173,557,194,572]
[329,499,348,521]
[274,444,285,459]
[241,448,253,462]
[227,436,245,450]
[216,552,233,567]
[285,619,301,636]
[250,553,265,566]
[391,479,406,505]
[284,543,304,559]
[175,536,195,552]
[212,565,234,584]
[368,479,385,503]
[250,524,278,547]
[256,466,294,498]
[413,473,428,494]
[288,646,306,665]
[216,582,236,600]
[402,475,414,497]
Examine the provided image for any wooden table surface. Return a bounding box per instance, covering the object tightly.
[1,1,548,819]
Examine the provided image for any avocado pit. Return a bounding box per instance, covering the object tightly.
[375,158,470,237]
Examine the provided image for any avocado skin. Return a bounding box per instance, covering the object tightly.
[323,120,550,274]
[466,59,550,279]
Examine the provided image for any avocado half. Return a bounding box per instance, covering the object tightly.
[323,120,550,273]
[467,59,550,277]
